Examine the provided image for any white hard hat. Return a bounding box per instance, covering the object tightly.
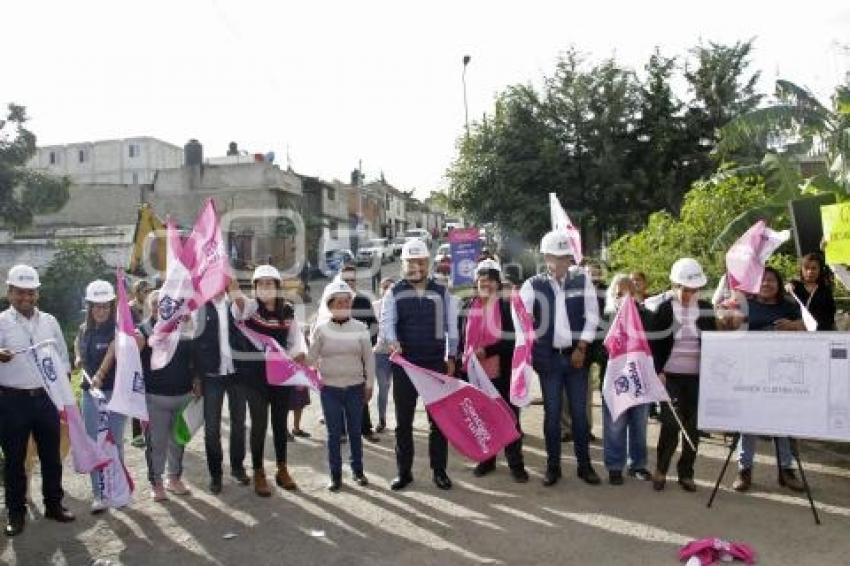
[252,264,281,282]
[323,278,355,306]
[669,257,707,288]
[401,239,430,260]
[6,264,41,289]
[476,259,501,273]
[540,231,575,256]
[85,280,116,303]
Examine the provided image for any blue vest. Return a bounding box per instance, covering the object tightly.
[392,278,449,365]
[529,273,588,372]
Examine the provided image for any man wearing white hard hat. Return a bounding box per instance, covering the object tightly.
[381,239,459,490]
[643,257,717,493]
[0,264,75,536]
[519,231,601,487]
[74,280,126,513]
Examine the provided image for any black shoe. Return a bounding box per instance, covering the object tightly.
[287,431,295,441]
[210,477,223,494]
[231,469,251,485]
[628,468,652,482]
[44,506,75,523]
[375,420,387,433]
[543,468,562,487]
[433,470,453,490]
[353,472,369,487]
[588,432,599,443]
[473,460,496,477]
[678,477,697,492]
[292,429,311,438]
[363,432,380,443]
[608,470,624,485]
[390,474,413,491]
[578,466,601,485]
[4,516,24,537]
[560,431,573,443]
[510,467,530,483]
[327,478,341,492]
[652,471,666,491]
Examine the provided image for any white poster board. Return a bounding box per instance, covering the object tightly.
[699,331,850,442]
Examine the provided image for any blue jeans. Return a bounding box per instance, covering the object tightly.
[320,384,365,479]
[374,353,392,423]
[603,401,648,471]
[539,353,590,470]
[738,434,793,470]
[81,389,126,498]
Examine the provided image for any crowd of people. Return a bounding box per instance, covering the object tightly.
[0,234,836,537]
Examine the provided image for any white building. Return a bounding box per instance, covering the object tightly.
[28,137,183,185]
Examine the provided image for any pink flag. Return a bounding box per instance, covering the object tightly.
[235,322,322,391]
[509,292,536,408]
[602,296,670,422]
[107,269,148,422]
[466,355,517,424]
[550,192,583,264]
[391,354,521,463]
[27,342,109,473]
[182,198,230,308]
[726,220,790,294]
[149,219,194,370]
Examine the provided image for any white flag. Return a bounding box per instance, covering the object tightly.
[549,193,583,264]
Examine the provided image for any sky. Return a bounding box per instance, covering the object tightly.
[5,0,850,199]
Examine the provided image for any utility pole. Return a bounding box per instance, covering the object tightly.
[462,55,471,138]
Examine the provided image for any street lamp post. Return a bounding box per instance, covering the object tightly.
[462,55,471,137]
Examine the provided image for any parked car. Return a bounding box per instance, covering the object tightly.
[388,237,405,258]
[403,228,431,247]
[433,243,451,277]
[322,249,354,276]
[356,238,391,266]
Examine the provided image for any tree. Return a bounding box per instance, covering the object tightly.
[0,104,70,229]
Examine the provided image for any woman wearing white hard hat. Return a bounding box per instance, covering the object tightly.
[308,279,375,491]
[229,264,307,496]
[74,280,125,513]
[644,258,717,492]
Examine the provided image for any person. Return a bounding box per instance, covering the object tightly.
[340,264,380,443]
[457,259,528,482]
[382,239,459,490]
[230,265,306,496]
[194,291,249,494]
[372,277,396,432]
[644,258,717,493]
[308,280,375,491]
[74,280,126,513]
[630,271,649,304]
[128,279,152,448]
[0,264,76,536]
[600,274,651,485]
[139,290,200,502]
[719,267,806,492]
[787,252,836,331]
[520,231,601,487]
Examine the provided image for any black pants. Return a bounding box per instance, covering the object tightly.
[202,375,248,478]
[480,373,524,470]
[392,361,448,475]
[0,390,63,519]
[656,373,700,479]
[244,384,290,469]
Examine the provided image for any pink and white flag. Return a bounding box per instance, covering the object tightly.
[550,192,583,264]
[509,292,536,408]
[466,355,517,424]
[726,220,790,294]
[107,269,148,422]
[235,322,322,391]
[27,342,109,473]
[182,198,230,308]
[149,219,194,370]
[602,296,670,422]
[391,354,520,463]
[93,394,134,508]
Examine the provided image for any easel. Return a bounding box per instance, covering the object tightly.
[707,432,821,525]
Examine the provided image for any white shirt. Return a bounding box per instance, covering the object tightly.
[519,272,600,348]
[0,307,70,389]
[214,296,235,376]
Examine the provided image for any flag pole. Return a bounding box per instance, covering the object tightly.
[665,400,696,451]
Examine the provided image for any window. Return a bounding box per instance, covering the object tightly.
[128,144,140,158]
[49,151,57,165]
[326,187,335,201]
[132,172,139,185]
[78,149,88,163]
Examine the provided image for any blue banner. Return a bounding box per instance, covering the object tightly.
[449,228,482,287]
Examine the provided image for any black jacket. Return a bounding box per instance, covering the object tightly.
[457,295,516,380]
[643,297,716,374]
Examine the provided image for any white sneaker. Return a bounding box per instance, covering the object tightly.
[91,498,108,514]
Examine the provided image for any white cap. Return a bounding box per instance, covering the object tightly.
[401,239,430,260]
[323,279,355,305]
[85,280,116,303]
[669,258,707,288]
[476,259,501,273]
[252,264,281,282]
[6,264,40,289]
[540,231,575,256]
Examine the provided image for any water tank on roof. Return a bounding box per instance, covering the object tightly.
[184,139,203,166]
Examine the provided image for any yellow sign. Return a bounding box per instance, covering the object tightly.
[821,202,850,264]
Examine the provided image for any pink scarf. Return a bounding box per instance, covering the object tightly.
[464,297,502,378]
